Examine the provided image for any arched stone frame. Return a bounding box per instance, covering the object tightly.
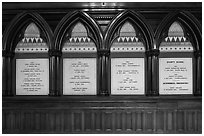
[2,11,53,96]
[54,11,103,95]
[104,10,154,96]
[155,11,202,96]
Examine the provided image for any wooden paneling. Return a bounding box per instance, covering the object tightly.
[94,111,102,131]
[2,97,202,134]
[104,111,112,131]
[156,111,164,132]
[3,109,202,134]
[84,111,91,131]
[167,111,173,132]
[73,111,82,131]
[115,111,122,131]
[136,111,142,132]
[64,111,71,132]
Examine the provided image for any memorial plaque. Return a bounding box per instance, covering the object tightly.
[159,58,193,94]
[16,59,49,95]
[111,58,145,95]
[63,58,96,95]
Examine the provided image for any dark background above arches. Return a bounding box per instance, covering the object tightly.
[3,2,201,34]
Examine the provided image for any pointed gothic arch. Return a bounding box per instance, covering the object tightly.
[156,11,202,96]
[2,12,54,96]
[107,11,153,96]
[62,21,96,52]
[155,11,201,51]
[159,21,193,52]
[54,11,103,50]
[15,22,49,53]
[3,11,53,52]
[111,21,145,52]
[54,12,102,95]
[104,10,154,51]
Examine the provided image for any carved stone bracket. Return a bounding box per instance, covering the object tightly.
[48,49,62,57]
[2,50,15,58]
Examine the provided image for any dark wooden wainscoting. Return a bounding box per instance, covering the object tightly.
[3,96,201,134]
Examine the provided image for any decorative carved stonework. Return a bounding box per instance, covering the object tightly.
[160,21,193,52]
[15,23,48,53]
[111,22,145,52]
[24,23,40,38]
[62,22,97,52]
[168,22,184,37]
[120,22,136,37]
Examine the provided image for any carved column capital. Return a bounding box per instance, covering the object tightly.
[194,50,202,58]
[98,49,110,56]
[151,49,160,56]
[2,50,15,58]
[145,50,152,57]
[145,49,160,57]
[48,49,62,57]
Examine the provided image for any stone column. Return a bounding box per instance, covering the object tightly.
[194,50,202,96]
[2,50,15,96]
[151,49,160,96]
[145,50,152,96]
[49,49,62,96]
[98,49,110,96]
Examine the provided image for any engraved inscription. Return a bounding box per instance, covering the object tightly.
[111,58,145,95]
[16,59,49,95]
[159,58,192,94]
[63,58,96,95]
